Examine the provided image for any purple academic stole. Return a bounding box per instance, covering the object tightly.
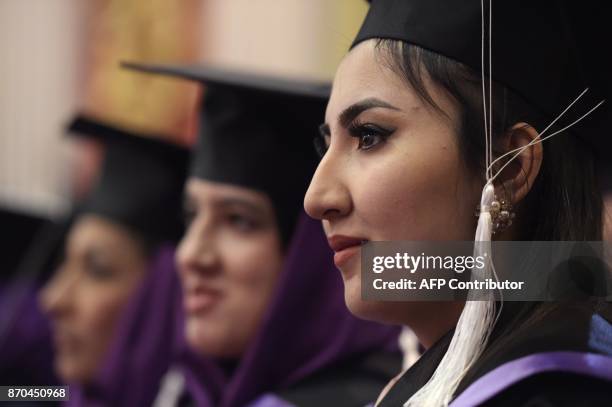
[450,351,612,407]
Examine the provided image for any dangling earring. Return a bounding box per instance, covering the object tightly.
[489,192,515,234]
[475,183,515,234]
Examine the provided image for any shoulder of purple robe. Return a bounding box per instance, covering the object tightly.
[247,393,377,407]
[449,351,612,407]
[245,393,296,407]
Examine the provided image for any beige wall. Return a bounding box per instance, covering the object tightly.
[199,0,367,80]
[0,0,368,217]
[0,0,83,216]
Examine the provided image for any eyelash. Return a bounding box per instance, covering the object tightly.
[227,213,259,232]
[348,121,394,151]
[313,121,394,158]
[85,258,114,280]
[182,204,261,234]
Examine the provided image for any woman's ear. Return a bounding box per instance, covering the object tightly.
[494,122,543,205]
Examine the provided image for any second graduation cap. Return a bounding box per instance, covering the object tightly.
[122,63,331,243]
[68,115,190,245]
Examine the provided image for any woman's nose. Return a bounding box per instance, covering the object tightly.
[39,269,75,318]
[176,218,220,277]
[304,153,352,221]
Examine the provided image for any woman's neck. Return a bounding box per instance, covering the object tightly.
[407,301,465,349]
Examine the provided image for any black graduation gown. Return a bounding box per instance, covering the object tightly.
[175,350,401,407]
[378,301,612,406]
[277,349,401,407]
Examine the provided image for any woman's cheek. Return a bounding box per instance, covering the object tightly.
[215,236,282,349]
[226,236,282,294]
[82,284,129,332]
[349,153,426,238]
[60,287,126,381]
[78,281,139,355]
[351,145,468,240]
[230,236,281,304]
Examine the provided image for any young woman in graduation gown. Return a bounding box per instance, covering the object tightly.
[39,117,189,406]
[304,0,612,405]
[125,63,403,407]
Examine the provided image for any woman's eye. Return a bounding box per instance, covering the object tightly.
[81,251,115,280]
[358,133,380,150]
[350,123,393,151]
[227,214,258,232]
[85,262,114,280]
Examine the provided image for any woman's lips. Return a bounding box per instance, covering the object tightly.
[51,327,79,355]
[327,235,368,268]
[184,287,222,314]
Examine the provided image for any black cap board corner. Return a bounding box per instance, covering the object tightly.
[121,62,332,244]
[352,0,611,156]
[67,114,189,245]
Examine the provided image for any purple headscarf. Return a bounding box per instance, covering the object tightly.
[0,281,57,386]
[67,244,181,407]
[0,219,68,386]
[178,212,401,407]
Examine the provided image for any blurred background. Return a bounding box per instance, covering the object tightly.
[0,0,369,281]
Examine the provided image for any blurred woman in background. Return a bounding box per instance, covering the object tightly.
[127,63,403,407]
[40,117,188,406]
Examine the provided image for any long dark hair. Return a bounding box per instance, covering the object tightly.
[374,39,607,401]
[374,39,603,241]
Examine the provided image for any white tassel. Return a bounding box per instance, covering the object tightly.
[474,183,495,244]
[404,183,498,407]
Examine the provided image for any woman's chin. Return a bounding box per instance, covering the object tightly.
[343,278,413,325]
[186,318,242,358]
[343,276,378,320]
[55,356,92,385]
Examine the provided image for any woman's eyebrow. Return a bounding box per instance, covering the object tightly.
[217,197,266,218]
[338,97,401,127]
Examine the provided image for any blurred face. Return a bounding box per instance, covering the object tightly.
[177,178,284,358]
[40,215,148,384]
[304,40,477,333]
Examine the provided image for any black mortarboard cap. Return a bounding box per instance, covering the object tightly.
[121,63,331,243]
[352,0,611,155]
[67,116,189,244]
